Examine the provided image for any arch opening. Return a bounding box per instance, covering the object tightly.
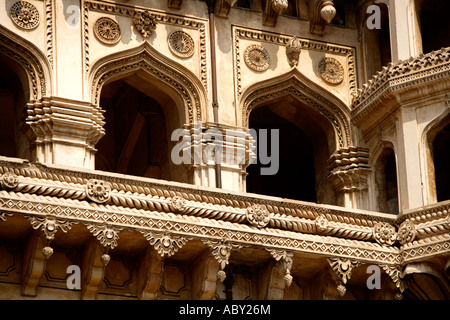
[430,121,450,202]
[0,54,30,159]
[95,72,189,184]
[418,0,450,55]
[246,96,337,204]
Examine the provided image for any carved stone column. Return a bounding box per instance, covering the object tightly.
[24,96,105,169]
[327,147,371,209]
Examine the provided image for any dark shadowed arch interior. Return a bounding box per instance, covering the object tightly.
[432,122,450,202]
[246,96,336,204]
[95,73,188,183]
[0,54,29,159]
[375,148,399,215]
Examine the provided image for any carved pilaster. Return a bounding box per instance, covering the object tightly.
[25,96,105,169]
[327,147,371,209]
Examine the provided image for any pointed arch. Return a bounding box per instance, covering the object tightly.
[240,68,352,149]
[89,42,206,124]
[0,25,52,99]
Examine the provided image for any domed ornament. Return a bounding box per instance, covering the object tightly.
[10,1,39,30]
[168,31,195,58]
[94,17,121,45]
[244,45,270,72]
[318,57,344,84]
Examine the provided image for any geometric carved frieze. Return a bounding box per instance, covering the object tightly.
[94,17,121,45]
[10,1,40,30]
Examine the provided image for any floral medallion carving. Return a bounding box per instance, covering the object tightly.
[318,57,344,84]
[397,220,416,245]
[373,222,397,246]
[133,10,157,38]
[1,172,19,189]
[10,1,40,30]
[168,31,195,58]
[315,215,328,232]
[86,179,111,203]
[246,204,271,228]
[244,45,270,72]
[169,196,187,213]
[94,17,121,45]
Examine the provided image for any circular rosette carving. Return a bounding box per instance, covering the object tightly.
[1,172,19,189]
[397,220,416,245]
[315,215,328,232]
[133,10,157,38]
[10,1,40,30]
[246,204,271,228]
[169,196,187,213]
[373,222,397,246]
[94,17,121,45]
[318,57,344,84]
[86,179,111,203]
[168,31,195,58]
[244,45,270,72]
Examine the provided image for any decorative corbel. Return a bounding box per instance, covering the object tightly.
[286,36,302,67]
[168,0,183,9]
[202,239,242,282]
[309,0,337,35]
[327,257,361,296]
[21,230,49,296]
[191,249,220,300]
[137,246,164,300]
[267,249,294,286]
[216,0,238,18]
[263,0,289,27]
[143,231,191,258]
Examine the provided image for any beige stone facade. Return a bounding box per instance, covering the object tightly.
[0,0,448,300]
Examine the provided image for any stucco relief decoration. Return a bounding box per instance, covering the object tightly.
[94,17,121,45]
[85,179,111,203]
[315,215,328,232]
[133,10,157,38]
[373,222,397,246]
[1,172,19,190]
[168,31,195,58]
[87,224,120,249]
[397,220,416,245]
[244,45,270,72]
[286,36,302,68]
[318,57,344,84]
[169,196,187,213]
[145,232,190,258]
[10,1,40,30]
[246,204,271,228]
[28,216,73,241]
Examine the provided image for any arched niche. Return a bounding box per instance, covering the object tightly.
[0,26,52,160]
[373,145,399,215]
[241,69,351,204]
[89,43,207,183]
[425,114,450,203]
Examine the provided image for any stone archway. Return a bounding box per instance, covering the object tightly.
[240,69,353,205]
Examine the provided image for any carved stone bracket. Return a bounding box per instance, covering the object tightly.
[328,257,361,296]
[286,36,302,68]
[27,215,73,241]
[202,239,242,282]
[309,0,336,35]
[263,0,288,27]
[143,231,191,258]
[267,249,294,286]
[133,10,157,38]
[216,0,238,18]
[382,264,405,295]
